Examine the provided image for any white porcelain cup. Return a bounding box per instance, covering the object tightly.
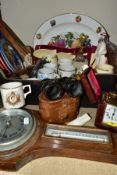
[58,65,75,77]
[43,62,57,72]
[37,67,59,80]
[0,82,31,109]
[58,69,75,77]
[59,64,75,71]
[58,58,73,66]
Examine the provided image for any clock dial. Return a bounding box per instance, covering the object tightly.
[0,109,36,151]
[103,104,117,127]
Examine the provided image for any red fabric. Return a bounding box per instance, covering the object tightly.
[35,45,97,60]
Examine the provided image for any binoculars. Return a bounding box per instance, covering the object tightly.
[40,77,83,100]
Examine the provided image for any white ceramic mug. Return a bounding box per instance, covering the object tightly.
[37,67,59,80]
[58,58,73,66]
[59,64,75,71]
[0,82,31,108]
[58,65,75,77]
[43,62,57,72]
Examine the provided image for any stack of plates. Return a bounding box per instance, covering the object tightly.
[0,38,24,74]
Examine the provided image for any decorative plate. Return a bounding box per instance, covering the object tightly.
[34,13,108,49]
[0,54,11,73]
[0,38,24,72]
[0,47,15,72]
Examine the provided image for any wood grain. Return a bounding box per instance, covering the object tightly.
[0,110,117,171]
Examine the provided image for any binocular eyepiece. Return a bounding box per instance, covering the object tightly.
[40,77,83,100]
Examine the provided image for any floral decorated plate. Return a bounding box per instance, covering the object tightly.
[34,13,108,50]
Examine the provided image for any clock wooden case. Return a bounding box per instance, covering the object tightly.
[95,92,117,132]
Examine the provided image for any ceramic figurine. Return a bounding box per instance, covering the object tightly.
[90,39,114,74]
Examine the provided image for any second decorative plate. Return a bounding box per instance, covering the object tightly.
[0,38,24,72]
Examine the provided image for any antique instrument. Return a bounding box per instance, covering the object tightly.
[0,108,117,171]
